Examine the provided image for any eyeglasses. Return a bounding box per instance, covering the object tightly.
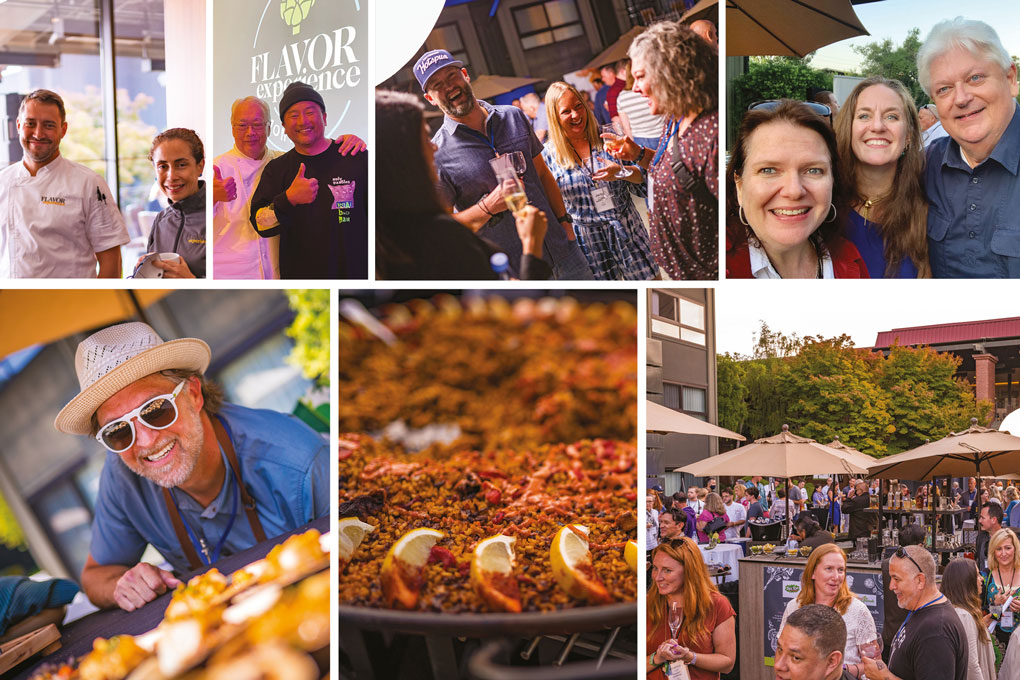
[895,547,923,574]
[748,99,833,125]
[95,381,186,453]
[232,123,267,131]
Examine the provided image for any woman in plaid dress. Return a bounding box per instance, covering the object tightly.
[540,81,657,280]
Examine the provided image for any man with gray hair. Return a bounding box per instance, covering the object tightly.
[860,545,966,680]
[213,95,365,279]
[774,604,855,680]
[918,104,948,150]
[0,89,128,278]
[917,17,1020,278]
[519,92,548,143]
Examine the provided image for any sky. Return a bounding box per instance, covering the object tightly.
[809,0,1020,72]
[715,281,1018,356]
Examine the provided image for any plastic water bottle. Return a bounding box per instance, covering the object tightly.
[490,252,511,280]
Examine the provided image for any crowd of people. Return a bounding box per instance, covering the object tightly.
[646,475,1020,680]
[376,18,719,281]
[726,17,1019,279]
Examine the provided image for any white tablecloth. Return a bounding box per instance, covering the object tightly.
[698,542,741,582]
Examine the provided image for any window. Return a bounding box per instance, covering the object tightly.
[651,290,706,346]
[428,23,470,73]
[512,0,584,50]
[664,383,707,421]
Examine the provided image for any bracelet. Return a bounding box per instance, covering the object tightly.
[690,652,697,667]
[477,197,493,217]
[638,146,648,164]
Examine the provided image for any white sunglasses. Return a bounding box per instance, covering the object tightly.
[95,381,186,453]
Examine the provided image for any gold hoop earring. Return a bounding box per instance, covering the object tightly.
[824,203,838,223]
[739,206,749,226]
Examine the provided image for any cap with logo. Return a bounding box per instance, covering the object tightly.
[413,49,464,92]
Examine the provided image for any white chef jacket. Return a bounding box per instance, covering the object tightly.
[212,146,282,279]
[0,155,129,278]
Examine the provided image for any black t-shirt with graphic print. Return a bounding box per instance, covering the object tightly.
[887,599,966,680]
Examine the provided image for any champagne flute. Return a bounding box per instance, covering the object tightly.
[495,167,528,215]
[668,601,681,640]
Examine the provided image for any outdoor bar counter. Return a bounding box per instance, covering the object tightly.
[738,553,885,680]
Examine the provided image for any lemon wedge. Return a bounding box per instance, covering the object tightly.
[380,527,444,610]
[550,525,612,604]
[623,539,638,572]
[470,535,521,612]
[338,517,376,566]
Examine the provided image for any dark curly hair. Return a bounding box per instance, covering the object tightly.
[628,21,717,118]
[726,99,847,252]
[148,128,204,164]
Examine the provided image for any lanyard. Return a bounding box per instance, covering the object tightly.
[651,118,680,169]
[169,444,240,567]
[570,141,597,180]
[893,594,943,649]
[462,123,498,157]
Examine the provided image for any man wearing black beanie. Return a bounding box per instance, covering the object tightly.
[249,81,368,278]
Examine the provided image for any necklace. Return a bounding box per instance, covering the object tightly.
[859,191,891,221]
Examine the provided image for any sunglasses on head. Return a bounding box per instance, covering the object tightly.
[895,547,923,574]
[748,99,833,125]
[95,381,186,453]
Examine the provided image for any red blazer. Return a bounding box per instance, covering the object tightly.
[726,233,869,279]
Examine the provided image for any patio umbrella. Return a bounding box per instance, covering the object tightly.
[867,419,1020,481]
[469,74,543,101]
[727,0,869,58]
[0,290,170,359]
[680,425,871,538]
[681,0,718,24]
[646,400,745,440]
[582,26,645,71]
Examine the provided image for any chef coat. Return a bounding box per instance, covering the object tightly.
[0,155,129,278]
[212,146,281,279]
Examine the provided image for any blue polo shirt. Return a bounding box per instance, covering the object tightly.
[432,100,594,280]
[925,102,1020,278]
[89,403,329,574]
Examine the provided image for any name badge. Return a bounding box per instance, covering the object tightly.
[591,185,615,213]
[648,175,655,213]
[666,661,691,680]
[1003,611,1014,629]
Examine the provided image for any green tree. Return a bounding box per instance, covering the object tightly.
[731,57,833,136]
[285,289,330,387]
[853,28,925,105]
[0,491,25,549]
[717,353,748,435]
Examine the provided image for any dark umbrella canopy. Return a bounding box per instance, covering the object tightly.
[867,419,1020,481]
[727,0,869,57]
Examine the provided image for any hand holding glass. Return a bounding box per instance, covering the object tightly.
[599,123,636,178]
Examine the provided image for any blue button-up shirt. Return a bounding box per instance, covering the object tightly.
[925,102,1020,278]
[90,403,329,574]
[432,100,593,280]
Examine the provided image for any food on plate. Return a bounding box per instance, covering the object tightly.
[164,569,228,621]
[762,543,776,553]
[799,546,813,557]
[750,545,763,555]
[623,540,638,572]
[260,529,327,584]
[198,642,318,680]
[77,635,148,680]
[380,527,446,610]
[550,525,613,605]
[338,517,376,569]
[470,535,521,613]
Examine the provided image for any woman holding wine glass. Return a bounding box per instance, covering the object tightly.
[779,544,879,678]
[647,538,735,679]
[540,81,657,280]
[941,557,995,680]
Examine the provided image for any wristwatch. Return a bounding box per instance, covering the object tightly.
[556,213,572,224]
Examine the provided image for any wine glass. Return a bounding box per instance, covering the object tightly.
[508,151,526,177]
[858,637,883,662]
[599,123,636,179]
[668,601,681,640]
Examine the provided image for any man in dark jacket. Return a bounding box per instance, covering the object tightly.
[842,480,878,541]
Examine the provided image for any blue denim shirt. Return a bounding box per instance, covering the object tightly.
[925,102,1020,278]
[432,100,593,279]
[90,403,329,574]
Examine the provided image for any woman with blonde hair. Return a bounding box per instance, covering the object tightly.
[647,538,736,679]
[779,543,878,676]
[941,557,995,680]
[540,81,656,280]
[984,528,1020,648]
[833,76,930,277]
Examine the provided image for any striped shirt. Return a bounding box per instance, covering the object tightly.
[616,89,664,138]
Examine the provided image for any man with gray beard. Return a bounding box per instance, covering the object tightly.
[416,49,593,279]
[55,322,328,610]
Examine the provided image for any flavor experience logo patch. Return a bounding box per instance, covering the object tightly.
[281,0,316,35]
[330,177,355,223]
[41,196,66,206]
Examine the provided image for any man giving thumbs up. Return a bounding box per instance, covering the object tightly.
[249,81,368,279]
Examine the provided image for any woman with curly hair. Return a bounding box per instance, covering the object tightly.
[540,81,657,280]
[779,543,878,677]
[647,538,736,679]
[605,21,718,280]
[725,100,868,278]
[144,128,206,277]
[834,76,930,277]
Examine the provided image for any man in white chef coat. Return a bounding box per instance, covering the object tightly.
[212,96,365,279]
[0,89,128,278]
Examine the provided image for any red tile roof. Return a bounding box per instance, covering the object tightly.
[873,317,1020,348]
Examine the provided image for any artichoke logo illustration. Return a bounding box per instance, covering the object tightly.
[281,0,316,35]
